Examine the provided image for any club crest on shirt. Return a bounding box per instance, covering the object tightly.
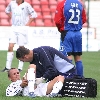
[22,8,24,10]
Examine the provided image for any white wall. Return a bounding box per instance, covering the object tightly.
[0,26,99,51]
[85,1,100,49]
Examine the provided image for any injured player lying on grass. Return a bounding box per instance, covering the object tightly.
[6,64,65,97]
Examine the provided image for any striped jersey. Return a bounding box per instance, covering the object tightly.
[54,0,86,32]
[5,1,37,26]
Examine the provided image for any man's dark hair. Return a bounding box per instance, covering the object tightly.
[16,47,30,59]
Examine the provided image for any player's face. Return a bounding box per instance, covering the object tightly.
[16,0,19,3]
[9,69,20,82]
[16,0,22,4]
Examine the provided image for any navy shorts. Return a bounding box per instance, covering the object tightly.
[60,67,77,78]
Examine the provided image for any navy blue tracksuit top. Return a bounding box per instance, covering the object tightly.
[30,46,75,81]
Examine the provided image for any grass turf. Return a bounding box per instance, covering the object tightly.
[0,51,100,100]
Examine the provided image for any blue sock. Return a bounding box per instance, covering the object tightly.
[75,61,83,77]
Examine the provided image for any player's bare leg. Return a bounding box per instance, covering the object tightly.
[47,75,65,97]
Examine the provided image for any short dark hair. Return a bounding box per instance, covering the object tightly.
[22,0,24,3]
[16,47,30,59]
[8,68,16,77]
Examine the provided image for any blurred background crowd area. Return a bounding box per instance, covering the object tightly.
[0,0,99,27]
[0,0,100,50]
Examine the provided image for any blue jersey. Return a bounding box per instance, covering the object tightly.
[54,0,86,32]
[64,0,85,31]
[30,46,75,81]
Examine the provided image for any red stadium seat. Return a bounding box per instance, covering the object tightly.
[0,12,9,19]
[35,19,44,26]
[42,12,51,19]
[44,19,53,26]
[57,0,63,3]
[0,1,6,5]
[50,5,56,12]
[0,0,59,27]
[6,0,11,5]
[41,5,50,12]
[51,12,55,19]
[25,0,32,4]
[31,0,40,5]
[0,5,6,12]
[36,12,43,19]
[0,19,10,26]
[33,5,41,12]
[48,0,57,5]
[40,0,49,5]
[30,21,36,26]
[52,20,56,26]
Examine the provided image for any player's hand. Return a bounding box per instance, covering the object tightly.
[35,77,47,85]
[23,73,27,80]
[25,24,29,26]
[20,79,28,88]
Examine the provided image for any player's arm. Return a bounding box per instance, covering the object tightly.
[25,18,34,26]
[5,2,12,18]
[82,8,87,24]
[6,13,12,18]
[26,3,37,26]
[79,0,87,24]
[54,1,65,32]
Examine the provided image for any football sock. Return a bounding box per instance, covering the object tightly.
[23,86,29,96]
[27,68,35,93]
[75,61,83,77]
[50,81,63,94]
[18,60,24,70]
[6,52,14,69]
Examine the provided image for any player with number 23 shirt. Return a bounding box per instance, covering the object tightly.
[54,0,86,77]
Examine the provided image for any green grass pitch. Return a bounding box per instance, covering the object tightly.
[0,51,100,100]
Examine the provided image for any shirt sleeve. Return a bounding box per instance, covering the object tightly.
[6,81,23,96]
[54,0,65,32]
[79,0,87,24]
[5,2,11,13]
[27,3,37,18]
[82,8,87,24]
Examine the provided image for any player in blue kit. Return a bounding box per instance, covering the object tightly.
[54,0,87,77]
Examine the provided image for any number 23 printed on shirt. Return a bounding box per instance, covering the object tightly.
[68,9,80,24]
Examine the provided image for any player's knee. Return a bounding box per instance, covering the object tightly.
[8,48,13,52]
[28,64,36,70]
[57,75,65,82]
[8,45,14,52]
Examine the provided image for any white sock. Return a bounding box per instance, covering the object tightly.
[6,52,14,69]
[27,68,35,93]
[50,81,63,94]
[18,60,24,70]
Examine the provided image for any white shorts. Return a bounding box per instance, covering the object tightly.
[22,82,49,97]
[9,26,29,46]
[34,82,49,97]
